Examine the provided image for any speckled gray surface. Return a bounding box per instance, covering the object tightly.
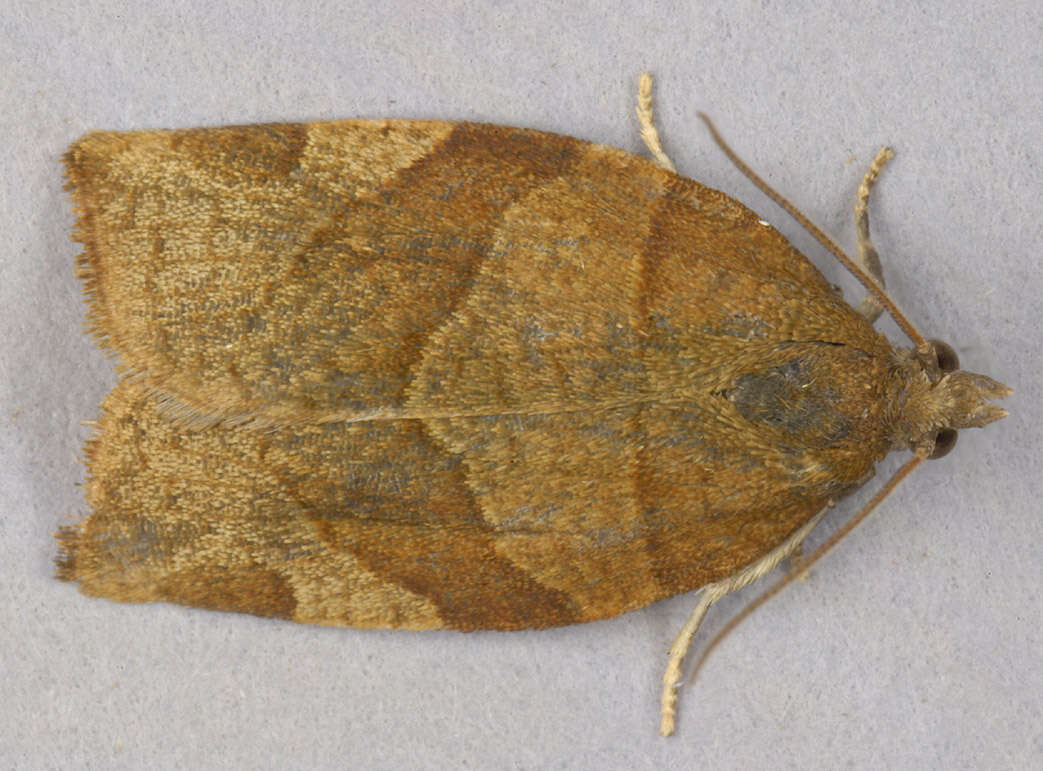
[2,1,1040,768]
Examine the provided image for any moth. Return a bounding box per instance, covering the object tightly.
[58,74,1009,734]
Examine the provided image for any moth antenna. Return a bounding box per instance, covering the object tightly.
[696,113,926,349]
[661,454,923,736]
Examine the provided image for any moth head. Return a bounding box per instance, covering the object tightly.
[893,339,1012,459]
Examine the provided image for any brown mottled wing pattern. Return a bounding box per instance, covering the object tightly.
[59,121,895,628]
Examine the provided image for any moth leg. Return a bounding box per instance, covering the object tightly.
[659,507,827,736]
[636,73,677,172]
[853,147,895,324]
[788,541,812,581]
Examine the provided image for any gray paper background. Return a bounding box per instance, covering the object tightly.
[3,1,1040,768]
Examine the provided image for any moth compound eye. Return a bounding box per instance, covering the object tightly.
[928,428,958,459]
[929,339,960,372]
